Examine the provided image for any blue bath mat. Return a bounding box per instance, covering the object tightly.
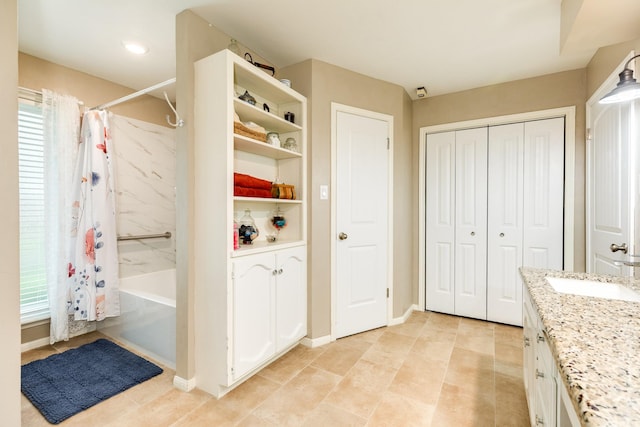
[21,338,163,424]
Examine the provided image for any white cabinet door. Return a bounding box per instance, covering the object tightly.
[454,127,488,319]
[275,246,307,353]
[426,131,456,314]
[232,253,276,380]
[488,123,525,326]
[523,118,565,271]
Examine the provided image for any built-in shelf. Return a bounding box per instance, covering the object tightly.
[234,99,301,134]
[233,196,302,204]
[231,240,305,258]
[234,134,301,160]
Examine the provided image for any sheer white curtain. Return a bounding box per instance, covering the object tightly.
[43,90,82,343]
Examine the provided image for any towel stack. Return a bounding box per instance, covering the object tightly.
[234,173,272,198]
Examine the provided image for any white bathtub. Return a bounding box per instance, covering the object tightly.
[98,269,176,369]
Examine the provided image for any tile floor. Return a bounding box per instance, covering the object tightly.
[21,311,529,426]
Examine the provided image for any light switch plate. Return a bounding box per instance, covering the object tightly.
[320,185,328,200]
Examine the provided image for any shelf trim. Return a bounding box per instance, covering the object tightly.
[233,196,302,204]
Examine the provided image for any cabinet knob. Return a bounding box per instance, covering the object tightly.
[499,232,505,237]
[470,231,475,236]
[278,268,283,275]
[535,369,545,379]
[272,270,278,276]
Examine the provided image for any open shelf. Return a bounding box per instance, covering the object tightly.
[234,99,302,134]
[234,134,301,160]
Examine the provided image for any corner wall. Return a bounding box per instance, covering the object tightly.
[1,0,22,424]
[413,69,588,272]
[280,59,415,339]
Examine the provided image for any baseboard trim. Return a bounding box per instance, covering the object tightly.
[389,304,419,326]
[173,375,196,392]
[21,337,50,353]
[300,335,331,348]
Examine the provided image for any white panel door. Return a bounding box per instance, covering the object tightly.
[454,128,488,319]
[426,131,456,314]
[523,118,565,270]
[588,101,634,276]
[275,246,306,353]
[336,111,389,339]
[232,253,275,380]
[487,123,524,326]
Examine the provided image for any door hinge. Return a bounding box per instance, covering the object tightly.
[586,128,592,141]
[387,137,390,150]
[386,288,389,298]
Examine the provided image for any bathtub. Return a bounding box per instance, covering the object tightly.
[98,269,176,369]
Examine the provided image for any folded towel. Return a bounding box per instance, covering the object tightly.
[234,173,272,190]
[234,186,273,198]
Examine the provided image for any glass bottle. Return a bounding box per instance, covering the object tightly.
[239,209,259,244]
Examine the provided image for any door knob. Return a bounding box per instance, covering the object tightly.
[610,243,628,254]
[338,232,348,240]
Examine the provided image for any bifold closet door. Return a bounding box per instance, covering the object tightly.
[426,128,487,317]
[454,128,487,319]
[487,123,525,325]
[487,118,564,326]
[426,131,456,314]
[523,118,564,271]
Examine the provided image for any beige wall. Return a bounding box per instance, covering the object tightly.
[413,69,588,272]
[175,10,275,382]
[586,38,640,99]
[280,59,414,338]
[1,0,22,424]
[19,53,172,128]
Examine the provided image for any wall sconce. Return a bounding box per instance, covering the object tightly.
[600,54,640,104]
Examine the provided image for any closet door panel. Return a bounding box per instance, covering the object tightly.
[523,118,565,270]
[488,123,524,326]
[454,127,488,319]
[426,131,455,314]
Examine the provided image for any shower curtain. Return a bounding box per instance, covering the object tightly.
[67,110,120,323]
[44,90,80,344]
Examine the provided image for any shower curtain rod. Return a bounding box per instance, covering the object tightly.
[92,77,176,110]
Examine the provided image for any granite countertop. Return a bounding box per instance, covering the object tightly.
[520,267,640,426]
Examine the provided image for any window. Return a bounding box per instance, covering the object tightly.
[18,98,48,323]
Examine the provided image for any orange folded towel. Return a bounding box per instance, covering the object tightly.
[233,172,272,190]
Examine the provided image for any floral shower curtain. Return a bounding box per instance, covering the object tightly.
[67,110,120,322]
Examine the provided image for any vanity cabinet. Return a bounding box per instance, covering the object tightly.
[524,287,580,427]
[193,49,307,397]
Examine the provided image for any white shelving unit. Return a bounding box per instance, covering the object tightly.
[193,49,307,397]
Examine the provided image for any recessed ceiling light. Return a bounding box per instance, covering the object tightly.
[123,41,149,55]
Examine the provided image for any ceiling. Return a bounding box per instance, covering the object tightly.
[16,0,635,101]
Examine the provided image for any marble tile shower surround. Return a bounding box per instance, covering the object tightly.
[111,115,176,278]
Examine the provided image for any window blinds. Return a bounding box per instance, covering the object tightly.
[18,101,48,323]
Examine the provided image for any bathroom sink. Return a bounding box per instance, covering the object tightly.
[546,277,640,302]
